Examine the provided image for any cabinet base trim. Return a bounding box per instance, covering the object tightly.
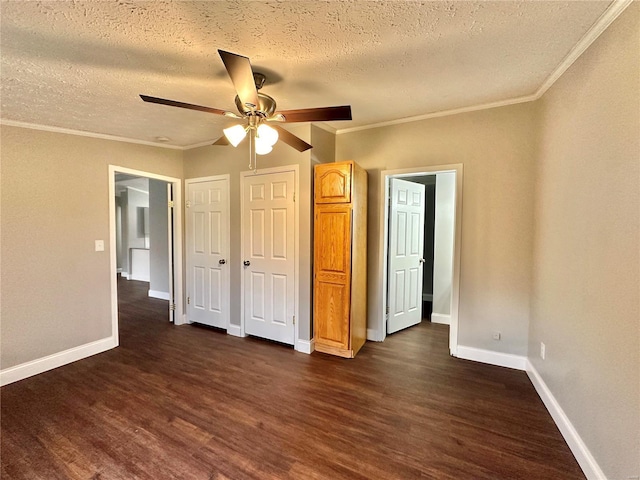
[315,342,354,358]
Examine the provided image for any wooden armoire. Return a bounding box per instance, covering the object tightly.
[313,160,367,358]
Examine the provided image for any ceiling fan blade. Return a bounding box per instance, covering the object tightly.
[212,136,230,146]
[140,95,227,116]
[218,50,260,111]
[271,125,313,152]
[276,105,352,123]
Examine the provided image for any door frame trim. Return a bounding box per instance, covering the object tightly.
[377,164,463,355]
[184,175,231,330]
[108,166,185,348]
[240,164,300,350]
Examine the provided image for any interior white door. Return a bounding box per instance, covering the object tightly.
[186,178,229,329]
[387,178,426,334]
[242,170,295,345]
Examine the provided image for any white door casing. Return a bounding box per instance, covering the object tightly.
[167,183,175,323]
[186,176,230,329]
[387,178,426,334]
[242,170,296,345]
[377,165,462,355]
[109,165,185,349]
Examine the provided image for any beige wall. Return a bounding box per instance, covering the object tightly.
[0,126,183,369]
[529,5,640,479]
[336,102,537,355]
[310,125,336,165]
[183,124,315,341]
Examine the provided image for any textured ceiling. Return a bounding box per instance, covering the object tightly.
[1,1,613,148]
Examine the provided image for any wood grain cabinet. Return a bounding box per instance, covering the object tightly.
[313,161,367,358]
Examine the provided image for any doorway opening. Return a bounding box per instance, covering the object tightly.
[108,166,184,345]
[377,164,463,355]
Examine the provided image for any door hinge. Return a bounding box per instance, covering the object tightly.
[293,315,296,325]
[186,200,191,208]
[170,303,176,311]
[187,296,190,305]
[386,305,390,314]
[168,200,175,208]
[293,191,296,202]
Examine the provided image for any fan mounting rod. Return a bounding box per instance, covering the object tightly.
[253,72,266,90]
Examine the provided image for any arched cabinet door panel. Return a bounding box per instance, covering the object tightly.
[314,163,351,204]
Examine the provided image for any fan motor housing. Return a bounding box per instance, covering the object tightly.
[235,92,277,118]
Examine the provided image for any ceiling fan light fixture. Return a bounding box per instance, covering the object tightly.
[141,50,353,166]
[257,123,278,147]
[255,137,273,155]
[223,124,247,147]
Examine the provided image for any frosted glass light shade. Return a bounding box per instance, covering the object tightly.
[255,138,273,155]
[223,124,247,147]
[257,124,278,147]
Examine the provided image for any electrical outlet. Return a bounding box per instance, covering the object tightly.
[492,332,501,341]
[540,342,546,360]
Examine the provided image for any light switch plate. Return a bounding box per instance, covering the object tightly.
[95,240,104,252]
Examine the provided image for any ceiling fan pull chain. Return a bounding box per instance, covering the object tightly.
[253,128,258,173]
[248,128,253,170]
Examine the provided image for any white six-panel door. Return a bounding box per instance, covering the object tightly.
[387,178,426,334]
[186,177,230,329]
[242,170,295,345]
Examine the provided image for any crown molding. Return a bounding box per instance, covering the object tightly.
[310,122,337,134]
[0,119,184,150]
[183,139,219,150]
[336,0,633,136]
[336,94,538,135]
[534,0,634,98]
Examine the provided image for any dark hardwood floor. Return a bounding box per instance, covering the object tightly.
[1,278,585,479]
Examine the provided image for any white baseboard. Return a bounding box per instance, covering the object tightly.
[173,313,188,326]
[296,338,315,354]
[526,360,605,480]
[455,345,527,370]
[430,313,451,325]
[227,324,245,338]
[367,328,382,341]
[121,271,129,279]
[148,289,170,300]
[0,336,118,387]
[130,274,150,282]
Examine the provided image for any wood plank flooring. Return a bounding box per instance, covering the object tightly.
[1,277,585,479]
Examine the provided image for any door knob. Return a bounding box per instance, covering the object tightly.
[219,259,226,265]
[419,258,426,264]
[243,260,251,266]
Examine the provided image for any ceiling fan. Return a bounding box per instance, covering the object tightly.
[141,49,352,169]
